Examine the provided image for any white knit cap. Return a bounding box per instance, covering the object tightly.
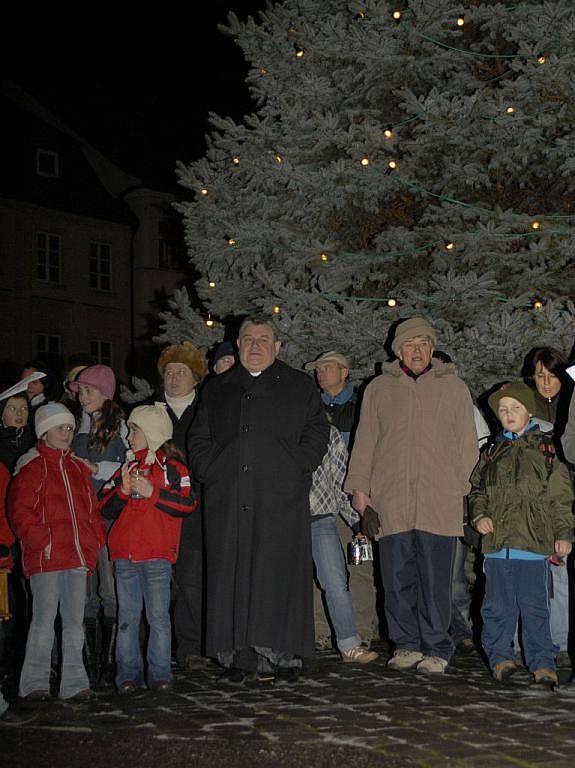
[128,403,173,463]
[35,403,75,438]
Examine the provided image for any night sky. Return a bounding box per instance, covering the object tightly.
[6,2,268,191]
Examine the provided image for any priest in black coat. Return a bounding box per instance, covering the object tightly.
[188,316,329,684]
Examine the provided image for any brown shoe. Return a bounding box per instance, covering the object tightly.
[533,668,558,685]
[492,660,518,682]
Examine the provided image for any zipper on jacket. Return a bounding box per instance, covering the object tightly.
[60,455,87,568]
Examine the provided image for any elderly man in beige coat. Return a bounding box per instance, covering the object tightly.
[344,317,478,674]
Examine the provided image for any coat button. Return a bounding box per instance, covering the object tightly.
[242,464,249,472]
[242,424,249,432]
[241,505,248,512]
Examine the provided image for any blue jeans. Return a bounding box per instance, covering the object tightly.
[20,569,89,699]
[482,558,554,672]
[550,562,569,652]
[115,559,173,687]
[311,516,361,652]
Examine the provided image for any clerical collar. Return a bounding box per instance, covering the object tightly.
[400,362,432,380]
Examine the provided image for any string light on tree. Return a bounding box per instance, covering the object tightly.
[384,128,394,139]
[274,153,283,164]
[227,237,237,245]
[205,315,215,327]
[272,305,281,314]
[387,298,397,307]
[456,15,465,27]
[320,252,330,262]
[392,10,402,21]
[385,159,398,175]
[531,220,541,230]
[208,280,216,289]
[533,298,544,310]
[232,156,240,165]
[295,46,304,58]
[445,241,456,250]
[506,106,516,114]
[360,155,370,166]
[537,55,546,65]
[200,187,209,196]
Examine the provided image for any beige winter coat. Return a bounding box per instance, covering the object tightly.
[344,360,478,538]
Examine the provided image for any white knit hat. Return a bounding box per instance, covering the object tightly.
[127,403,173,464]
[35,403,75,438]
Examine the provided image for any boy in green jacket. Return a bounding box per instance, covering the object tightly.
[470,383,574,686]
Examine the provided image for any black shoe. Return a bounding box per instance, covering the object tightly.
[274,667,300,686]
[218,668,254,685]
[0,706,38,726]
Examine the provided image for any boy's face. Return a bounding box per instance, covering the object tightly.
[497,397,531,434]
[43,424,74,450]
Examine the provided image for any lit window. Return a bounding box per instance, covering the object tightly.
[89,243,112,291]
[37,233,61,283]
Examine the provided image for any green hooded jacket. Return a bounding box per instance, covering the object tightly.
[469,427,574,556]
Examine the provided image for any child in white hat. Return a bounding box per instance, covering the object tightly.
[9,403,105,701]
[98,403,197,694]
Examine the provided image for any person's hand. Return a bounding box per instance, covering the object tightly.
[555,540,572,557]
[130,472,153,499]
[120,464,132,495]
[475,517,494,535]
[361,506,380,539]
[352,490,373,514]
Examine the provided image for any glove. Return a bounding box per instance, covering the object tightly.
[361,506,380,539]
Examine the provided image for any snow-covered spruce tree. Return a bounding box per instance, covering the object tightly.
[158,0,575,394]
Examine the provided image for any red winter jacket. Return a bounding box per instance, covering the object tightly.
[8,445,105,578]
[98,449,196,564]
[0,462,15,571]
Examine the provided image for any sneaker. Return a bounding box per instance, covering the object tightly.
[0,706,38,726]
[117,680,138,695]
[417,656,449,675]
[151,680,173,692]
[387,650,424,671]
[341,646,378,664]
[533,668,558,685]
[492,660,518,682]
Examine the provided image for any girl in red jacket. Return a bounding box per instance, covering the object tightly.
[98,404,196,693]
[9,404,105,701]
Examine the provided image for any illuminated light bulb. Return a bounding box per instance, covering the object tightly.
[295,47,304,58]
[533,299,544,310]
[360,155,370,166]
[456,15,465,26]
[272,305,281,314]
[260,68,268,75]
[208,280,216,289]
[537,55,546,65]
[506,106,515,114]
[445,241,456,250]
[227,237,237,246]
[355,11,365,19]
[200,187,208,196]
[392,10,402,20]
[320,252,330,262]
[384,128,394,139]
[388,160,397,169]
[531,220,541,230]
[274,153,283,164]
[387,298,397,307]
[205,317,214,327]
[232,156,240,165]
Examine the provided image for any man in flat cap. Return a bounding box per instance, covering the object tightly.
[344,317,478,674]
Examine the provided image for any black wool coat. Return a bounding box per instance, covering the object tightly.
[188,359,329,659]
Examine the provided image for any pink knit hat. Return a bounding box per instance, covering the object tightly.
[68,365,116,401]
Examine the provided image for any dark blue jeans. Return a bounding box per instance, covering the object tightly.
[379,530,455,661]
[482,557,554,672]
[115,558,173,687]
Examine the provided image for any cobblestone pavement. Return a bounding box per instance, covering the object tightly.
[4,643,575,768]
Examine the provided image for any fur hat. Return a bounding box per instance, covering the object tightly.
[68,365,116,401]
[391,317,437,356]
[127,403,173,465]
[35,403,75,438]
[305,350,350,371]
[157,342,208,382]
[488,382,537,417]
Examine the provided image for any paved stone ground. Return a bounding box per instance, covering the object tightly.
[4,642,575,768]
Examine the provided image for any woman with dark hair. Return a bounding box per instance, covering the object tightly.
[522,347,568,425]
[21,361,61,427]
[522,345,572,671]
